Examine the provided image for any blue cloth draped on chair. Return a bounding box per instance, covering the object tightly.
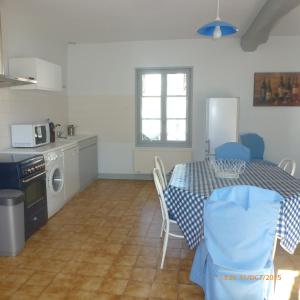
[215,142,251,161]
[240,133,265,160]
[190,185,282,300]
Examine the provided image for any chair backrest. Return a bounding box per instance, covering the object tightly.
[153,168,169,224]
[215,142,251,162]
[154,156,167,189]
[204,185,282,270]
[278,158,296,176]
[240,133,265,160]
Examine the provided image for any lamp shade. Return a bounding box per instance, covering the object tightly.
[197,20,238,37]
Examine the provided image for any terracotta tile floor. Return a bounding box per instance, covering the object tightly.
[0,179,299,299]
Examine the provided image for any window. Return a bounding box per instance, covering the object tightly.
[136,67,192,147]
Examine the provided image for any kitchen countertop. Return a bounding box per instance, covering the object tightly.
[57,134,97,143]
[0,135,97,154]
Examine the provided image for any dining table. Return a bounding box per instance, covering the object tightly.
[164,159,300,254]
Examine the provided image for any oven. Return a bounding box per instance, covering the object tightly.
[0,154,48,240]
[20,169,48,239]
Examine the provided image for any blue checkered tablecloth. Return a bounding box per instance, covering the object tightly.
[164,160,300,254]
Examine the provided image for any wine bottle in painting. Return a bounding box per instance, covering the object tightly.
[266,80,272,102]
[283,77,290,103]
[260,78,267,102]
[292,77,299,103]
[278,76,284,101]
[287,77,293,102]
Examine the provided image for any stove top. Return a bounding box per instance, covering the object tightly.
[0,153,45,185]
[0,153,42,164]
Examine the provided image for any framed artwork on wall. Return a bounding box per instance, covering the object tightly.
[253,72,300,106]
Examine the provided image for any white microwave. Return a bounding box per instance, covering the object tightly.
[11,123,50,147]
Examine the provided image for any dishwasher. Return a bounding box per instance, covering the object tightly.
[78,137,98,191]
[62,144,80,202]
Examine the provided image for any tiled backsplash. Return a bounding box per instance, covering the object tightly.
[0,88,68,149]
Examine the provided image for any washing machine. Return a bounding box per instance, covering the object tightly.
[44,150,65,218]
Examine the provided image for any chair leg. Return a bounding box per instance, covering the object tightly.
[160,219,165,238]
[160,227,169,269]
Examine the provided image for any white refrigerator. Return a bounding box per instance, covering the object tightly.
[205,98,239,158]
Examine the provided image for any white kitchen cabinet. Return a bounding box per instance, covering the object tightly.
[9,58,62,91]
[79,137,98,191]
[206,98,239,158]
[62,144,80,202]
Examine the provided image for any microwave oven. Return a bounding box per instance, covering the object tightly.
[11,123,50,147]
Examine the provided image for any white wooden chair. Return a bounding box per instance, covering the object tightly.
[153,167,171,240]
[278,158,296,176]
[154,156,168,189]
[153,168,184,269]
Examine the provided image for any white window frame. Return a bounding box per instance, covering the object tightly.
[136,67,192,147]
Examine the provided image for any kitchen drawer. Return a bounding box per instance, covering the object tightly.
[26,207,47,239]
[26,198,47,215]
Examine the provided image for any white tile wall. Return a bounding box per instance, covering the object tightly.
[0,88,68,149]
[0,89,11,148]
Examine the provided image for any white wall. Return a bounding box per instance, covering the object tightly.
[67,37,300,177]
[68,37,300,176]
[0,2,68,150]
[0,1,67,83]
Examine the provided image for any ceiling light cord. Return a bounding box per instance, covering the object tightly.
[213,0,222,39]
[216,0,221,21]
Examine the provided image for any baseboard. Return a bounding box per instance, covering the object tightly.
[97,173,152,180]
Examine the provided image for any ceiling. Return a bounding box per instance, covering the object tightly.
[1,0,300,44]
[272,5,300,36]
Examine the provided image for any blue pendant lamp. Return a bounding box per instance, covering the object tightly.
[197,0,238,39]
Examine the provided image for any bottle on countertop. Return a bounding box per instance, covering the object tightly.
[49,121,55,143]
[67,124,76,136]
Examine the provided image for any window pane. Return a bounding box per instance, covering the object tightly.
[167,97,186,118]
[167,73,187,96]
[142,74,161,96]
[142,97,161,118]
[167,120,186,141]
[142,120,161,141]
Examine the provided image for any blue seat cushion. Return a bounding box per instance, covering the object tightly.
[240,133,265,160]
[215,142,251,162]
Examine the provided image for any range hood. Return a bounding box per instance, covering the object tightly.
[0,15,37,88]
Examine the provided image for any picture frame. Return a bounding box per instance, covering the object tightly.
[253,72,300,106]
